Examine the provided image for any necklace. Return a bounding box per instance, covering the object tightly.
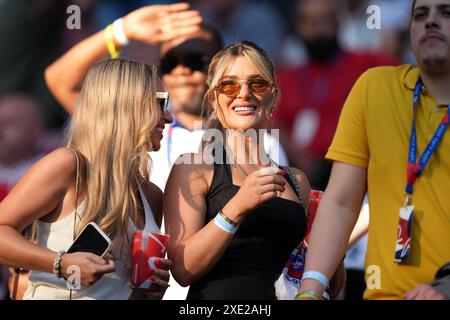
[231,156,277,177]
[232,157,281,197]
[232,160,249,177]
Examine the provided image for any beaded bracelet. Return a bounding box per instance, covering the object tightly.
[53,250,66,279]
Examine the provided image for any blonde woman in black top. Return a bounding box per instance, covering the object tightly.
[164,41,327,299]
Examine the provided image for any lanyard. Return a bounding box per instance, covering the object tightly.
[405,79,450,196]
[166,122,175,166]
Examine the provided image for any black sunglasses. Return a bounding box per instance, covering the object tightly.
[156,92,169,112]
[160,52,210,75]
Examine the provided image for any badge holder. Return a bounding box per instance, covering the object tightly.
[394,194,414,264]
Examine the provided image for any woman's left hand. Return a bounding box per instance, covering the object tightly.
[133,258,172,300]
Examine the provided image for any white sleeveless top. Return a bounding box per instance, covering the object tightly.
[23,184,159,300]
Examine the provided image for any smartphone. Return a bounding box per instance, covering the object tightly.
[67,222,112,258]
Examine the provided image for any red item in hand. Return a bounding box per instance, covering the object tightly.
[131,231,170,289]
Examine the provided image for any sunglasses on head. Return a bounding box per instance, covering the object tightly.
[156,91,169,112]
[216,78,274,98]
[160,52,210,75]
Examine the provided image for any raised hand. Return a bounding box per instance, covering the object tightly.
[229,166,287,216]
[123,3,202,45]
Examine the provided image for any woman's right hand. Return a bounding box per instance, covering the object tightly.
[60,252,115,287]
[123,2,202,45]
[227,166,287,219]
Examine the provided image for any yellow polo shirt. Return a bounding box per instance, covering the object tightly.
[326,65,450,300]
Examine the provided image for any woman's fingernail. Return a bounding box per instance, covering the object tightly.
[155,259,162,267]
[150,276,156,282]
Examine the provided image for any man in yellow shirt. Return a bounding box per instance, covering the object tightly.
[297,0,450,300]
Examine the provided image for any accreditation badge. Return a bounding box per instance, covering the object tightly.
[394,204,414,264]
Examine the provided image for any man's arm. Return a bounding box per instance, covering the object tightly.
[298,161,367,297]
[45,3,202,114]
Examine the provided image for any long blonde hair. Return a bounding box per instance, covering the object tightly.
[202,41,280,134]
[66,59,160,240]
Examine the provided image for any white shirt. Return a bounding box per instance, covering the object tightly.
[23,184,159,300]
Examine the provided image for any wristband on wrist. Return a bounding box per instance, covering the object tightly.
[53,250,66,279]
[213,211,238,234]
[112,18,129,46]
[302,271,329,289]
[104,24,121,58]
[295,291,321,300]
[219,210,239,227]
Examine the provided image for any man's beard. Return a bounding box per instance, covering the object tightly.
[303,36,340,61]
[173,94,204,116]
[422,54,448,74]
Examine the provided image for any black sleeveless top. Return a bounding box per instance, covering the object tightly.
[187,150,307,300]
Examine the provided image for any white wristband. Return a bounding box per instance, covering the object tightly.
[213,213,238,234]
[302,271,329,289]
[112,18,129,46]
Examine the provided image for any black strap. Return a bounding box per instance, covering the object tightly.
[280,166,304,207]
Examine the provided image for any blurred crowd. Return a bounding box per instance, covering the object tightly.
[0,0,417,300]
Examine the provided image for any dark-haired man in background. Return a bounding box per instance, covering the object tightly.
[299,0,450,300]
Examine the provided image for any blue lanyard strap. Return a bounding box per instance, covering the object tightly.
[406,79,450,195]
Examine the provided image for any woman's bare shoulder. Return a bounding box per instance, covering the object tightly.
[23,148,78,185]
[165,152,215,195]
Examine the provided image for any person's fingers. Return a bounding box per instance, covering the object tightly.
[153,269,170,282]
[168,10,202,22]
[257,174,286,186]
[154,258,172,270]
[165,2,191,13]
[404,286,422,300]
[257,167,287,177]
[417,286,445,300]
[156,25,201,43]
[96,259,116,274]
[85,253,107,265]
[259,183,285,194]
[148,277,169,291]
[158,10,201,30]
[255,167,279,177]
[403,290,416,300]
[157,11,201,36]
[429,289,446,300]
[141,2,191,16]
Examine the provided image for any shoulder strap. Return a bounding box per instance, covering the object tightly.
[280,166,304,207]
[66,147,81,229]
